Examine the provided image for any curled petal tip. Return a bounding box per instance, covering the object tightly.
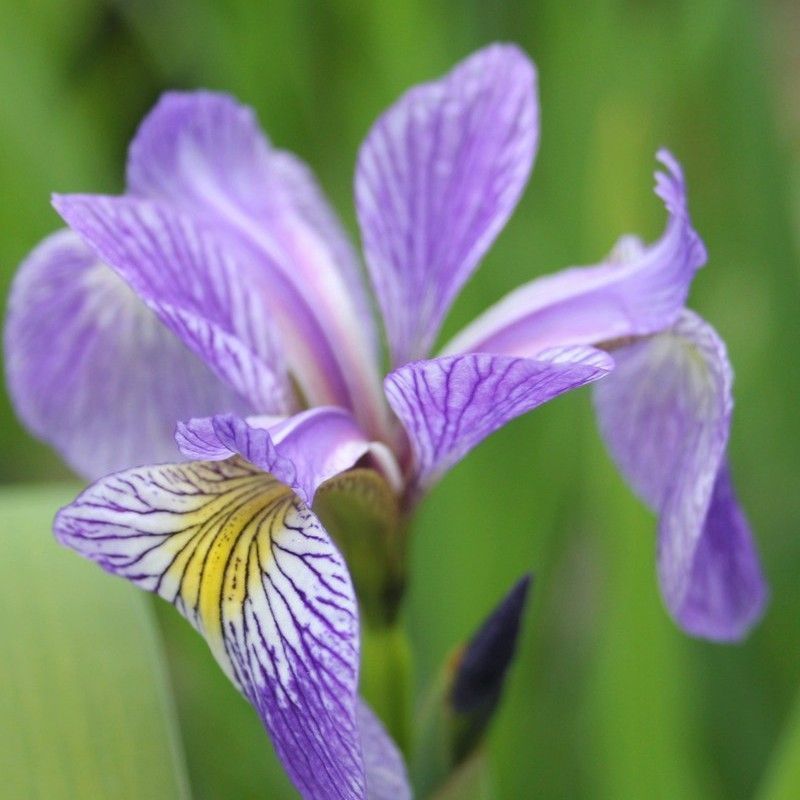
[652,149,707,269]
[654,149,687,214]
[655,146,682,176]
[676,579,768,643]
[678,590,769,644]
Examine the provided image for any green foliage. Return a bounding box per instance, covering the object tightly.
[0,485,191,799]
[757,686,800,800]
[1,1,798,797]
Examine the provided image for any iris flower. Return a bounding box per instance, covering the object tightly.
[5,43,765,799]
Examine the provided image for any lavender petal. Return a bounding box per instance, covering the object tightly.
[3,229,248,478]
[53,194,292,414]
[126,91,387,437]
[356,44,539,365]
[445,151,707,357]
[358,699,412,800]
[593,311,767,640]
[678,464,768,641]
[385,346,612,489]
[176,408,376,505]
[55,459,366,799]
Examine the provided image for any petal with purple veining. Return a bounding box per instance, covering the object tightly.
[125,91,386,437]
[53,194,292,414]
[385,346,612,489]
[3,229,249,479]
[176,408,379,505]
[54,458,366,799]
[356,44,539,366]
[255,149,377,354]
[444,151,706,358]
[593,311,767,640]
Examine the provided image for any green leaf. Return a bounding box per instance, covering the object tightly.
[581,438,713,800]
[0,484,191,799]
[755,685,800,800]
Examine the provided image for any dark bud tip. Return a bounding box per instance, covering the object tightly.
[450,573,533,715]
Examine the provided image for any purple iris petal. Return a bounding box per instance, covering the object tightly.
[356,43,539,366]
[54,459,368,799]
[385,346,612,489]
[52,194,292,414]
[593,311,767,640]
[176,408,377,505]
[268,150,377,353]
[358,699,412,800]
[125,91,387,437]
[444,151,706,357]
[3,230,248,479]
[679,464,768,641]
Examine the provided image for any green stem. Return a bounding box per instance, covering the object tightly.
[360,622,413,757]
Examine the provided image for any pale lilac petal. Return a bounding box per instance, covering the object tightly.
[679,465,768,641]
[54,459,366,799]
[3,230,248,478]
[126,91,387,437]
[269,150,377,351]
[176,408,375,505]
[127,92,372,336]
[356,43,538,365]
[385,346,612,488]
[357,699,411,800]
[593,311,767,640]
[52,194,292,414]
[173,415,243,461]
[444,151,707,357]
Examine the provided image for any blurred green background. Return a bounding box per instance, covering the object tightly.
[1,1,799,798]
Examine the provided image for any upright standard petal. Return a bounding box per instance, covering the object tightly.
[53,195,292,414]
[593,311,767,640]
[356,44,539,365]
[269,150,377,349]
[125,91,387,438]
[3,230,248,479]
[384,346,612,489]
[176,408,377,506]
[54,459,366,799]
[444,151,707,357]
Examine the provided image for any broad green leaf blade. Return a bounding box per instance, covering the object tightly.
[756,685,800,800]
[0,484,191,800]
[582,439,713,800]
